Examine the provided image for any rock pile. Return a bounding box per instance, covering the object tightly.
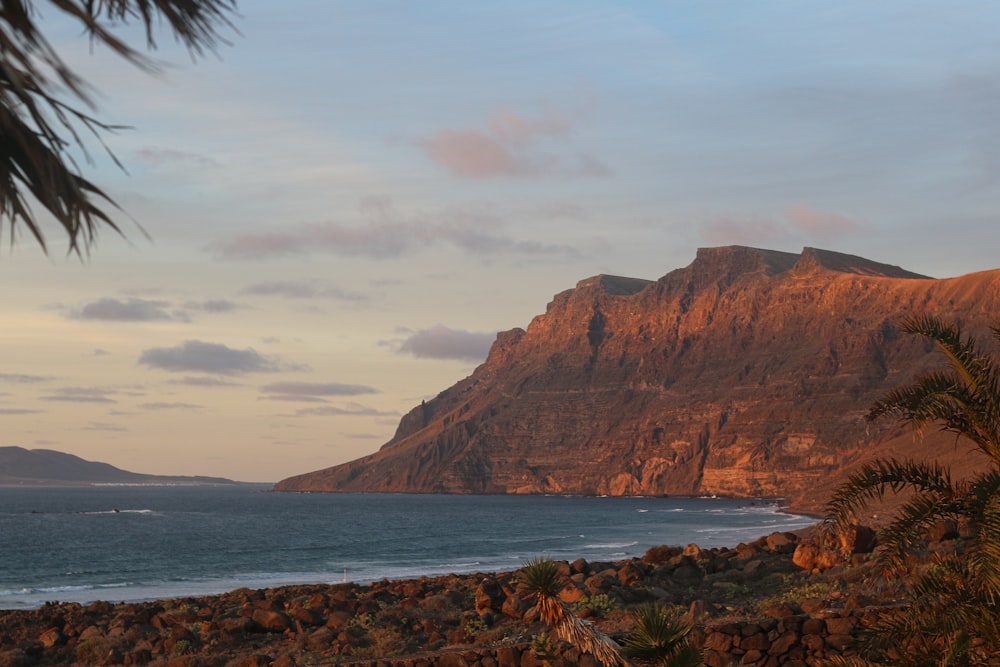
[0,528,906,667]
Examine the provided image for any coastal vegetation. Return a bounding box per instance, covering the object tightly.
[827,315,1000,665]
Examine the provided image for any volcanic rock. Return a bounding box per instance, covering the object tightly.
[275,246,1000,501]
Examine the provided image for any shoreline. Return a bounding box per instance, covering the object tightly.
[1,490,820,611]
[0,525,891,666]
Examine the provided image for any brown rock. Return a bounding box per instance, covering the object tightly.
[837,524,878,555]
[769,631,799,655]
[495,646,521,667]
[765,532,798,554]
[825,616,858,635]
[291,607,322,626]
[38,627,65,648]
[275,247,998,503]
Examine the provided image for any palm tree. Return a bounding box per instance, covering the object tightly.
[0,0,237,254]
[517,557,628,667]
[826,315,1000,665]
[621,603,702,667]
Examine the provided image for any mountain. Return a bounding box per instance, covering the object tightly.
[0,446,240,486]
[274,246,1000,506]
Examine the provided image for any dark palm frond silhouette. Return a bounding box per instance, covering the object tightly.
[0,0,237,255]
[825,315,1000,665]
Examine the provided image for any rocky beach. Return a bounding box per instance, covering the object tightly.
[1,521,962,667]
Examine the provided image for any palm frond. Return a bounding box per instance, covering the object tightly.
[842,316,1000,664]
[826,458,955,529]
[890,316,1000,463]
[969,474,1000,605]
[877,490,966,569]
[0,0,237,254]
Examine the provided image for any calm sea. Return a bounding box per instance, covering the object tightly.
[0,486,816,609]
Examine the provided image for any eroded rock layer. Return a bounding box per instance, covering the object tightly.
[275,246,1000,499]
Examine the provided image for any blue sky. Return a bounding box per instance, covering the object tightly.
[3,1,1000,482]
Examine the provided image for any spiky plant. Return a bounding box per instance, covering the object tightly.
[622,603,702,667]
[826,315,1000,665]
[0,0,237,254]
[517,557,628,667]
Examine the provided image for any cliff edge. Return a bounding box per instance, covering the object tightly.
[275,246,999,502]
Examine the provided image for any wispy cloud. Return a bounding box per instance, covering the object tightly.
[138,340,309,376]
[83,422,127,432]
[184,299,242,313]
[393,325,495,362]
[418,106,609,179]
[166,376,242,387]
[70,297,187,322]
[700,217,784,246]
[700,205,864,245]
[287,403,399,417]
[68,297,241,322]
[208,199,580,261]
[786,205,862,237]
[240,281,368,301]
[259,381,378,397]
[0,408,45,415]
[135,147,220,168]
[139,402,202,410]
[40,387,118,404]
[0,373,54,384]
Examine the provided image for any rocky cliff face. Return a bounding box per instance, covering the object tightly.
[274,246,1000,499]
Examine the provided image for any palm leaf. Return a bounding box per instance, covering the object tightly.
[0,0,237,254]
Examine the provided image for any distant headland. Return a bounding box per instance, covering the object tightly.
[0,446,242,486]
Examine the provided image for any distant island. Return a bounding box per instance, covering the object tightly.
[0,446,242,486]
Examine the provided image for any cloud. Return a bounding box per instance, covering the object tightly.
[166,376,242,387]
[700,205,864,245]
[259,394,330,403]
[208,200,580,261]
[0,408,45,415]
[421,129,524,177]
[288,403,399,417]
[700,217,784,245]
[185,299,241,313]
[259,381,378,397]
[397,325,495,362]
[138,340,309,376]
[139,402,203,410]
[40,387,118,403]
[0,373,53,384]
[786,205,863,237]
[71,297,186,322]
[135,147,219,168]
[418,106,610,179]
[83,422,127,432]
[241,281,368,301]
[488,107,571,145]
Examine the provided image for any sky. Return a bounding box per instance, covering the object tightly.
[3,1,1000,483]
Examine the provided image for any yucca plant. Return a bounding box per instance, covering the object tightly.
[826,315,1000,665]
[622,603,702,667]
[517,557,628,667]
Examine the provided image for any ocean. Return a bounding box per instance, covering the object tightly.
[0,485,816,609]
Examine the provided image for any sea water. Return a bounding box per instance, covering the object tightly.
[0,486,816,609]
